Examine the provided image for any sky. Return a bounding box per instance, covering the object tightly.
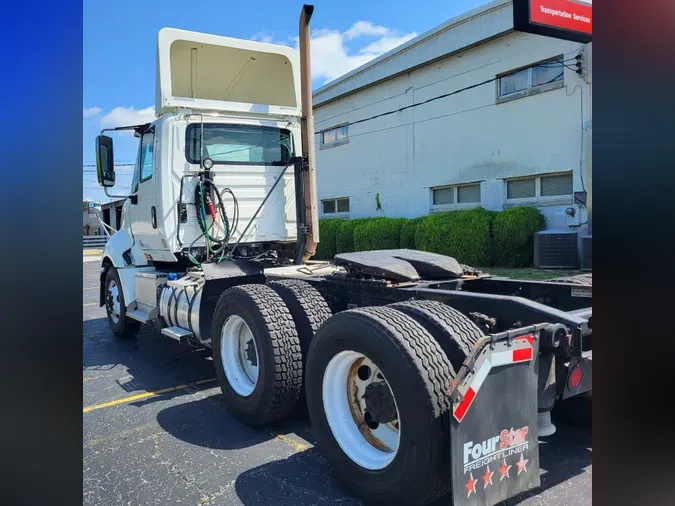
[83,0,491,204]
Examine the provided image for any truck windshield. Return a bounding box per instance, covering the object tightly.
[186,124,293,166]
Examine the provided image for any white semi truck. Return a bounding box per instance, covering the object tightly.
[95,6,592,505]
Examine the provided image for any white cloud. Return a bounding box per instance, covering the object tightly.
[251,31,275,44]
[344,21,390,40]
[309,22,417,83]
[100,106,155,133]
[360,34,417,56]
[83,107,102,118]
[250,21,416,85]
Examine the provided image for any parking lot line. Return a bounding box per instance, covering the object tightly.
[84,303,97,307]
[83,377,218,414]
[275,433,310,452]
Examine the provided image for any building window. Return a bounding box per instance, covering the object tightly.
[457,184,481,204]
[497,57,564,102]
[506,173,573,201]
[432,187,454,206]
[320,125,349,148]
[507,178,536,199]
[540,173,573,197]
[431,183,481,209]
[322,197,350,215]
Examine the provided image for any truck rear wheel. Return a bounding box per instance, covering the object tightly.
[305,306,455,506]
[267,279,331,358]
[211,284,303,426]
[389,300,483,370]
[104,267,141,338]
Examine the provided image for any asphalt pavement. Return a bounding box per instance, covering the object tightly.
[83,258,591,506]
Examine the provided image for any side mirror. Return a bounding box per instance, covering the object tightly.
[96,135,116,187]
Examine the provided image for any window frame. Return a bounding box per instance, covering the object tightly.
[184,123,294,166]
[131,127,155,193]
[496,56,565,104]
[504,172,574,206]
[139,128,155,184]
[430,182,482,212]
[319,123,349,150]
[321,197,350,217]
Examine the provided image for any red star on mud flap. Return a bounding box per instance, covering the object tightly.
[465,472,478,498]
[482,465,494,489]
[516,453,529,475]
[498,459,511,481]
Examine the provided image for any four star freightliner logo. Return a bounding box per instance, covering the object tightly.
[466,453,529,498]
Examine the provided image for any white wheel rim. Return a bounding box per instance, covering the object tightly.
[106,280,121,324]
[221,315,259,397]
[322,350,400,470]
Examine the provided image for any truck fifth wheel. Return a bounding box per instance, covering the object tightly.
[94,5,591,505]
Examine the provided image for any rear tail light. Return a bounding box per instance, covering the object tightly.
[568,366,584,388]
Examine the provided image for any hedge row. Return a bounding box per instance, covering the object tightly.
[314,206,546,267]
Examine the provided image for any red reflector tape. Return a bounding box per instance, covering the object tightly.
[515,334,535,345]
[512,347,533,362]
[453,336,535,423]
[453,387,476,422]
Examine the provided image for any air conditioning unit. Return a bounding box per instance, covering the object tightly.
[580,235,591,271]
[534,230,579,269]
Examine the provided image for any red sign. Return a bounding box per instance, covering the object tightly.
[530,0,592,35]
[513,0,591,43]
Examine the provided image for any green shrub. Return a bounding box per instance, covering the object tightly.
[492,206,546,267]
[313,218,342,260]
[415,208,497,266]
[399,218,421,249]
[354,218,408,251]
[336,218,378,253]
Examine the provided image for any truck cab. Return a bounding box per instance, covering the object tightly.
[98,28,306,271]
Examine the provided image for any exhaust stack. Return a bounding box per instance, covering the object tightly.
[298,4,319,262]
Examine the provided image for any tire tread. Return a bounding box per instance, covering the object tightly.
[215,284,303,424]
[331,306,454,504]
[389,300,483,370]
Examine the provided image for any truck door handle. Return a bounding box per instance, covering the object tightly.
[151,206,157,228]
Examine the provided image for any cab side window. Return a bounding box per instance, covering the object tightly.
[139,130,155,182]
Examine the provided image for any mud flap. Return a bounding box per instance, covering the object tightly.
[449,333,541,506]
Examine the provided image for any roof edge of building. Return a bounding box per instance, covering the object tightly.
[313,0,513,108]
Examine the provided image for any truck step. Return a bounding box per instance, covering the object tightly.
[127,309,150,323]
[161,326,194,342]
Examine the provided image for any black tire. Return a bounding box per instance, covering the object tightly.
[104,267,141,338]
[389,300,484,371]
[268,280,332,414]
[305,306,456,506]
[211,284,303,426]
[267,280,332,357]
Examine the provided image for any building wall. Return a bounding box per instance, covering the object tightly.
[313,31,591,234]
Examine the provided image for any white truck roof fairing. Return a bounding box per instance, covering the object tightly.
[156,28,301,117]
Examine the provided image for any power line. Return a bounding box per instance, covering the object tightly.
[343,102,496,141]
[83,186,130,190]
[83,163,135,167]
[315,56,583,135]
[331,75,500,132]
[82,170,133,174]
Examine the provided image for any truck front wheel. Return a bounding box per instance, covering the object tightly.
[305,306,456,506]
[104,267,141,338]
